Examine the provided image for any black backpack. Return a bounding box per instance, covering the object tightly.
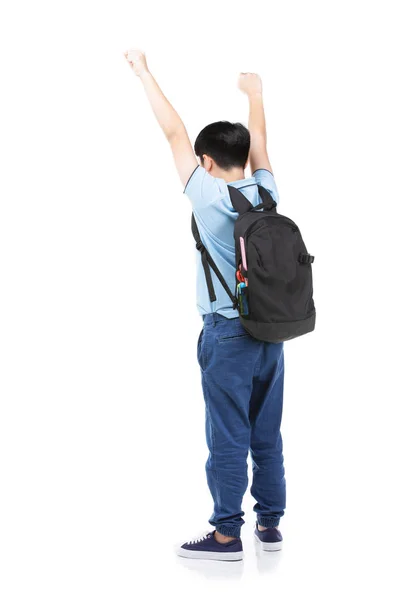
[191,184,316,343]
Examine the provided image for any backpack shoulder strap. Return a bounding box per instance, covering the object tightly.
[191,213,238,310]
[256,185,277,211]
[227,185,253,214]
[228,184,277,213]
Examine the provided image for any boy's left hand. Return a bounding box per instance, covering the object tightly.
[124,48,149,77]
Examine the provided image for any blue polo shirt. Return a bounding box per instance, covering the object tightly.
[184,166,280,319]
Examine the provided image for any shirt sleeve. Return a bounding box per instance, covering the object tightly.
[183,165,223,210]
[253,168,280,205]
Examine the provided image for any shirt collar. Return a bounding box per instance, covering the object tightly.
[221,175,257,188]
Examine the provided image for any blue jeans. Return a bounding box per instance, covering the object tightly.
[198,313,286,538]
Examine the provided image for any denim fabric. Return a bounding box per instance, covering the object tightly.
[198,312,286,538]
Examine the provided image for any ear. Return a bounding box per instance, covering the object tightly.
[203,154,213,172]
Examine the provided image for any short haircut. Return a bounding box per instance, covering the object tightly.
[194,121,250,170]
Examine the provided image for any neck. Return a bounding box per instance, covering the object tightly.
[208,165,245,182]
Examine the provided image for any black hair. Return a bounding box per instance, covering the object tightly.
[194,121,250,170]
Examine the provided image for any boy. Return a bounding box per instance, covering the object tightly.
[124,49,285,561]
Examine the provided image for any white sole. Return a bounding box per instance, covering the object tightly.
[176,547,244,561]
[254,533,283,552]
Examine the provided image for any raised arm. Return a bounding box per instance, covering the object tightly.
[124,48,198,187]
[238,73,273,175]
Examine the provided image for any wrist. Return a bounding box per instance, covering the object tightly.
[138,68,151,81]
[247,91,263,100]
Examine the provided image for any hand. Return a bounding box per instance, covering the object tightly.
[124,47,149,77]
[238,72,262,97]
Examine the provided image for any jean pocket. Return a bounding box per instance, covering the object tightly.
[197,327,204,367]
[217,331,251,343]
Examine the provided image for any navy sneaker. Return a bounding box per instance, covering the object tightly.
[254,523,283,551]
[176,531,243,561]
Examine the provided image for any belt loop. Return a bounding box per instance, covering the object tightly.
[212,313,216,327]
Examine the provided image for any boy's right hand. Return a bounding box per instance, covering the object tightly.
[124,47,149,77]
[238,73,262,97]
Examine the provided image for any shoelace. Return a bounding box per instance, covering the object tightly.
[185,531,213,545]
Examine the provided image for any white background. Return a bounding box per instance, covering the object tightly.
[1,0,399,598]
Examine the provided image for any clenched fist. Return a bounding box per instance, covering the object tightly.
[124,48,149,77]
[238,73,263,97]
